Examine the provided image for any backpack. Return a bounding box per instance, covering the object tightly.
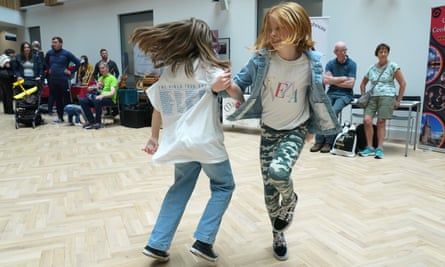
[331,123,357,157]
[355,123,378,153]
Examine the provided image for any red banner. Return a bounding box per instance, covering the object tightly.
[420,6,445,152]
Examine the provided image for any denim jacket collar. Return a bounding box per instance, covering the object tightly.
[228,48,341,136]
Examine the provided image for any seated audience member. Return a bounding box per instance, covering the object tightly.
[310,41,357,153]
[64,104,85,126]
[79,62,118,129]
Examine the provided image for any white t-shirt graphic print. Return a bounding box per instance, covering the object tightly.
[261,52,310,130]
[146,60,228,164]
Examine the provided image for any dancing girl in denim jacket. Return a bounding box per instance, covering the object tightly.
[213,2,340,261]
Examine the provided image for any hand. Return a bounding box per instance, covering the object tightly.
[64,68,71,75]
[212,70,232,93]
[142,137,158,154]
[87,93,95,100]
[322,72,333,85]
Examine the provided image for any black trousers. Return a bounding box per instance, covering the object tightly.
[48,79,71,119]
[0,78,14,114]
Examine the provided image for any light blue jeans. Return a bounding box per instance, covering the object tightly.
[315,92,352,145]
[64,104,84,123]
[147,160,235,251]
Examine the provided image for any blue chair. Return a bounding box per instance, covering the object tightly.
[117,89,140,125]
[102,89,138,126]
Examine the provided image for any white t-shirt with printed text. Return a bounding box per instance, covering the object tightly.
[146,60,228,164]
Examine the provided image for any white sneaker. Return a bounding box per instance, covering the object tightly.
[74,122,83,126]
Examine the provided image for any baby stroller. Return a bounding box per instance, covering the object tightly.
[13,79,44,129]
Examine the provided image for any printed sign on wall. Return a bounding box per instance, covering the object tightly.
[420,6,445,152]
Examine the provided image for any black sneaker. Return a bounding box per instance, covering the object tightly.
[189,240,218,262]
[273,231,288,261]
[273,192,298,232]
[142,245,169,262]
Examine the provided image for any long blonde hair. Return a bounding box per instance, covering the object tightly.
[130,17,230,77]
[255,2,315,52]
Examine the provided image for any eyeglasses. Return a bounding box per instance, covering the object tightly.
[335,49,347,53]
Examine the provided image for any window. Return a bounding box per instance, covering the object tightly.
[119,10,153,88]
[28,26,41,44]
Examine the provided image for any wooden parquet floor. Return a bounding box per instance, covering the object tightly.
[0,110,444,267]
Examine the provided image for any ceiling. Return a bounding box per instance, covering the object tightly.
[0,0,71,33]
[0,0,68,11]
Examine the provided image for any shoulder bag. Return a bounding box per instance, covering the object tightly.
[356,65,387,108]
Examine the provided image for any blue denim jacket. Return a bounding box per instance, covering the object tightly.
[226,49,341,135]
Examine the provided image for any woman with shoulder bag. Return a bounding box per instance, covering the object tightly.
[0,48,17,114]
[358,43,406,159]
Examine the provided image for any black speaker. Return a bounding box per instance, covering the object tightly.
[121,106,152,128]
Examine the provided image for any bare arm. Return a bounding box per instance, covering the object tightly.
[360,77,369,95]
[143,109,161,155]
[323,71,356,89]
[97,84,116,99]
[212,70,244,104]
[394,69,407,108]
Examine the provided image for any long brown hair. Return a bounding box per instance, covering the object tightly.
[130,17,230,77]
[255,2,315,53]
[20,41,33,63]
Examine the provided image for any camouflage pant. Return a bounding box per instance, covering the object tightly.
[260,124,307,224]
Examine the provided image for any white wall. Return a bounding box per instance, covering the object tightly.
[21,0,256,76]
[0,6,25,52]
[1,0,443,99]
[0,6,24,26]
[323,0,444,98]
[322,0,444,138]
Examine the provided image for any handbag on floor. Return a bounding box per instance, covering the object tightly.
[331,123,357,157]
[355,123,378,153]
